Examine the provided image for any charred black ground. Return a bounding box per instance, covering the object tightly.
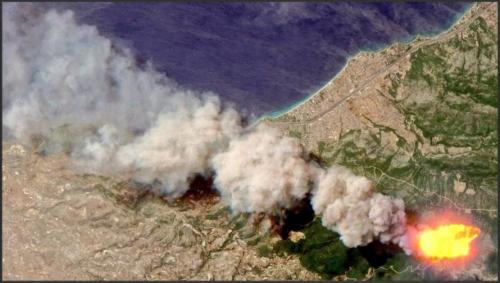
[182,174,219,201]
[358,240,403,267]
[271,193,316,239]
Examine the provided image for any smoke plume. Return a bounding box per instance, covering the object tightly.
[212,124,316,214]
[112,98,241,197]
[2,3,410,251]
[2,3,242,196]
[311,165,408,251]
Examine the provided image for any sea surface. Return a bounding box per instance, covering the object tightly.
[43,2,471,118]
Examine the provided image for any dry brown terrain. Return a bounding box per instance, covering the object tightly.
[2,143,320,280]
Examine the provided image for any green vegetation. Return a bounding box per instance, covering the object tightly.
[289,130,303,139]
[273,219,410,280]
[315,15,498,211]
[387,73,402,98]
[206,206,230,220]
[257,244,273,258]
[273,219,351,279]
[229,213,250,230]
[276,14,498,280]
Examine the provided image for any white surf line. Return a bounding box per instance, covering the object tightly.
[247,2,490,130]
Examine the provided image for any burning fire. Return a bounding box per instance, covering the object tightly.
[405,210,485,268]
[416,224,481,261]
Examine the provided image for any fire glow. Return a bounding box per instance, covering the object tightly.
[404,210,485,268]
[416,224,481,262]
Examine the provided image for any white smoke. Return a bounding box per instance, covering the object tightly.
[112,97,241,197]
[212,124,316,214]
[3,4,204,143]
[2,3,242,196]
[2,3,410,251]
[312,165,408,250]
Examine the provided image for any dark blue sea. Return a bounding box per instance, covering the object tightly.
[43,2,471,118]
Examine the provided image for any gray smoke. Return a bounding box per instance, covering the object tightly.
[2,3,410,251]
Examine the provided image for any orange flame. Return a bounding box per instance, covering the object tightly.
[416,224,480,261]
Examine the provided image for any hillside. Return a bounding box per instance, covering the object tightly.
[2,143,320,280]
[268,2,497,222]
[268,2,498,278]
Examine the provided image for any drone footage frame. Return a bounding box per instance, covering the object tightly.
[1,1,499,281]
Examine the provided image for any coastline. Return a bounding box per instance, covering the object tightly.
[256,3,475,123]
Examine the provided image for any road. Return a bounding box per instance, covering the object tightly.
[264,3,494,127]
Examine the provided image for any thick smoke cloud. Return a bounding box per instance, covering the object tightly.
[2,3,410,251]
[312,165,408,250]
[212,124,316,214]
[2,4,242,195]
[113,98,241,197]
